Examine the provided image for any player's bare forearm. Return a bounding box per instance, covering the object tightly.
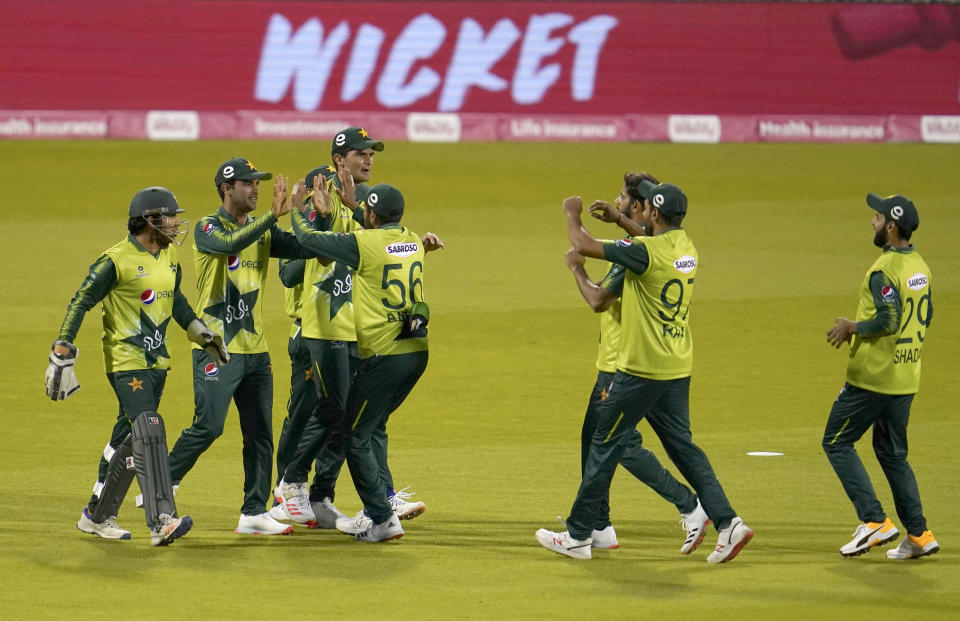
[563,196,604,259]
[826,317,857,348]
[569,264,614,312]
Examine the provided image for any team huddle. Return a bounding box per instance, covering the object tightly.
[45,127,441,545]
[534,174,937,563]
[45,130,938,562]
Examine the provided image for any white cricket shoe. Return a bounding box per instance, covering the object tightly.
[706,518,754,563]
[886,530,939,560]
[355,514,404,542]
[389,487,425,520]
[235,512,294,535]
[77,508,131,540]
[310,497,347,529]
[278,479,316,526]
[680,499,712,554]
[536,528,593,559]
[840,517,899,557]
[336,510,373,535]
[268,502,291,521]
[591,525,619,549]
[151,513,193,547]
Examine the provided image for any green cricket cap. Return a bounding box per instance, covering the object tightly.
[366,184,404,218]
[214,157,272,186]
[331,126,384,155]
[636,180,687,217]
[867,193,919,232]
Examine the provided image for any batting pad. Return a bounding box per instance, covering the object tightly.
[131,412,177,528]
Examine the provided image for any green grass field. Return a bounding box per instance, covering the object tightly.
[1,140,958,619]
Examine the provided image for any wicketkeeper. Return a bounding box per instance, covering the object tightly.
[46,187,228,546]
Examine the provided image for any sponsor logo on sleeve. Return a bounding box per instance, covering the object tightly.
[227,255,240,271]
[880,285,896,302]
[906,273,928,291]
[385,242,420,257]
[202,222,216,234]
[673,255,697,273]
[140,289,156,305]
[616,237,632,247]
[204,363,219,379]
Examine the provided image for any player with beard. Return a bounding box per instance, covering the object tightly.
[276,128,427,528]
[823,193,938,560]
[47,187,228,546]
[166,158,310,536]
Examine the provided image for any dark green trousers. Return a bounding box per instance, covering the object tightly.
[822,383,927,535]
[281,337,361,501]
[567,373,736,541]
[582,371,697,530]
[346,351,428,523]
[168,351,274,516]
[86,369,166,515]
[275,326,355,501]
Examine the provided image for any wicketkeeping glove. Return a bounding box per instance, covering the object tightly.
[45,340,80,401]
[187,319,230,367]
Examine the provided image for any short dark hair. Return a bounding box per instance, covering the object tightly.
[217,180,235,201]
[884,214,913,241]
[624,171,659,202]
[660,212,684,227]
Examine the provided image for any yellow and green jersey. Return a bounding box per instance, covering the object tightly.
[292,215,428,359]
[603,228,697,380]
[194,207,305,353]
[847,246,932,395]
[58,235,198,373]
[278,257,305,339]
[596,263,625,373]
[300,184,363,341]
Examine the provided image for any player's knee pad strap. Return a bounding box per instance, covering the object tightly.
[131,412,177,526]
[90,435,136,523]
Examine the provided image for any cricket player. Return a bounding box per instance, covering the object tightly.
[823,193,938,560]
[563,172,709,553]
[47,187,227,546]
[270,164,368,528]
[537,180,753,562]
[166,158,308,536]
[290,181,441,542]
[277,128,425,527]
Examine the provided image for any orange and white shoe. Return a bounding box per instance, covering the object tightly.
[886,530,939,559]
[706,518,753,563]
[840,517,898,557]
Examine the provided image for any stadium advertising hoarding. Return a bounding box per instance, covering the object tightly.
[1,1,958,142]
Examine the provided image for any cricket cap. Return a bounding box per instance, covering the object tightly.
[636,180,688,217]
[214,157,272,187]
[867,193,919,232]
[304,165,338,191]
[365,184,404,219]
[129,186,183,218]
[331,127,384,156]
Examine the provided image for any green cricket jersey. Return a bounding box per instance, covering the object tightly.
[847,246,932,395]
[292,216,428,359]
[194,207,304,353]
[596,263,625,373]
[300,184,363,341]
[278,257,304,340]
[58,235,197,373]
[603,228,697,380]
